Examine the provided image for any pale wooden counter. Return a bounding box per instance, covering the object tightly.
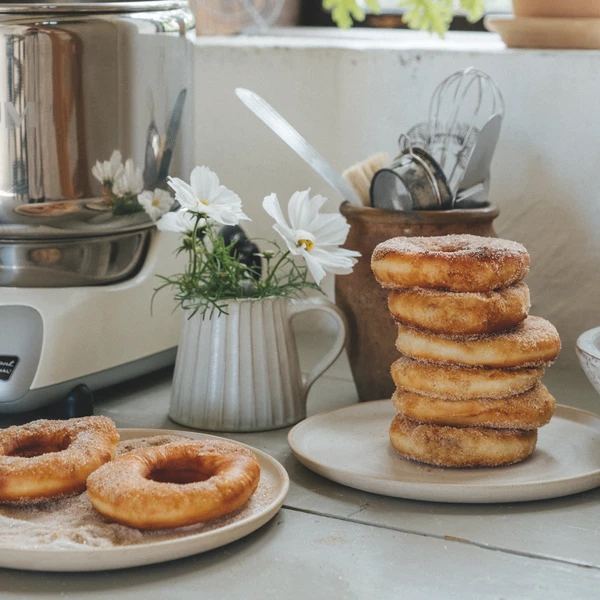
[1,332,599,599]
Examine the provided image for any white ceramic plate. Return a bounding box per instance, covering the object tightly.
[0,429,289,572]
[288,401,600,504]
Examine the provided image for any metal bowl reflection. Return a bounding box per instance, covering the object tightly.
[0,228,152,287]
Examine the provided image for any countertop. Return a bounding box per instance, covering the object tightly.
[2,333,600,599]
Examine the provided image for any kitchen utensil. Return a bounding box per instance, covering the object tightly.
[426,67,504,195]
[0,0,194,413]
[454,113,502,207]
[156,88,188,186]
[143,114,160,189]
[235,87,362,206]
[370,136,452,211]
[342,151,390,206]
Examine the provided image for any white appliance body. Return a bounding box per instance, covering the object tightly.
[0,230,183,412]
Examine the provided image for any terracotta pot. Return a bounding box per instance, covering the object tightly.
[512,0,600,18]
[335,203,499,403]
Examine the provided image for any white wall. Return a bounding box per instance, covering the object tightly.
[192,29,600,379]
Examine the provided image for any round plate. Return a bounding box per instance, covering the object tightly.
[288,401,600,504]
[0,429,289,572]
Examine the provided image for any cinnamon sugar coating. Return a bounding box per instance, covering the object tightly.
[87,439,261,529]
[371,234,530,292]
[0,416,119,503]
[392,383,556,430]
[388,282,531,336]
[391,355,544,400]
[389,413,537,468]
[395,316,561,368]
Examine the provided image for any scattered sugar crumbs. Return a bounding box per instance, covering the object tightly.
[0,435,276,551]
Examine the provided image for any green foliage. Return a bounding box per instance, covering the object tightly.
[111,193,144,216]
[155,215,319,320]
[326,0,485,36]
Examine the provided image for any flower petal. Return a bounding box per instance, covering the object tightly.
[298,247,327,284]
[190,166,220,201]
[272,223,299,254]
[262,193,289,229]
[168,177,198,210]
[309,213,350,246]
[287,189,314,231]
[310,246,359,274]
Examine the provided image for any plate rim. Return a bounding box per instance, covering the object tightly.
[0,428,290,570]
[288,401,600,502]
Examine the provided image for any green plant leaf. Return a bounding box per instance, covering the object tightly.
[323,0,367,28]
[399,0,454,36]
[323,0,486,36]
[460,0,485,22]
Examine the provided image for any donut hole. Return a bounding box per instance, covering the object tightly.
[436,242,469,253]
[147,457,213,485]
[9,434,70,458]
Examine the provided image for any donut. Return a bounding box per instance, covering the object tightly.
[0,416,119,503]
[389,414,537,467]
[391,355,544,399]
[87,439,261,529]
[395,316,561,368]
[388,282,531,336]
[392,383,556,429]
[371,234,530,292]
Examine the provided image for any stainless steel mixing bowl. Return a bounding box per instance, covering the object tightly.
[0,0,193,286]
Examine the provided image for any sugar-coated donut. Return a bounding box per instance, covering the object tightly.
[0,416,119,503]
[371,234,530,292]
[391,355,544,400]
[395,316,561,368]
[392,383,555,430]
[388,282,531,336]
[389,414,537,468]
[87,439,261,529]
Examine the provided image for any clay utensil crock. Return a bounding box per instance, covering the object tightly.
[335,202,499,403]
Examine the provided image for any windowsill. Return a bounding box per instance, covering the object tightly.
[191,25,600,53]
[191,26,506,51]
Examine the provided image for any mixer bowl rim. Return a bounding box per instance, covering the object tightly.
[0,0,189,13]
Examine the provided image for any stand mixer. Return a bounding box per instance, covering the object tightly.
[0,0,194,414]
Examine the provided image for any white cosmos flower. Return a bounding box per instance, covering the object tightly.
[113,159,143,197]
[91,150,123,186]
[167,166,249,226]
[156,210,200,234]
[262,189,361,285]
[138,188,173,221]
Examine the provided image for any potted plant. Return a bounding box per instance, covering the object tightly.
[324,0,486,35]
[154,166,360,432]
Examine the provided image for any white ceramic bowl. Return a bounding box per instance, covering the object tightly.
[576,326,600,395]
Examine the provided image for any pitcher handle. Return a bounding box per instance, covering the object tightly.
[288,296,348,399]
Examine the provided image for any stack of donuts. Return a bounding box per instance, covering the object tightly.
[371,234,561,468]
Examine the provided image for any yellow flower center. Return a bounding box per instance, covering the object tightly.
[151,198,160,207]
[199,199,209,206]
[297,238,314,251]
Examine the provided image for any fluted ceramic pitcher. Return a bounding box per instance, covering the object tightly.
[169,296,347,431]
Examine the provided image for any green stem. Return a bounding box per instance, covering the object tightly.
[263,250,291,289]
